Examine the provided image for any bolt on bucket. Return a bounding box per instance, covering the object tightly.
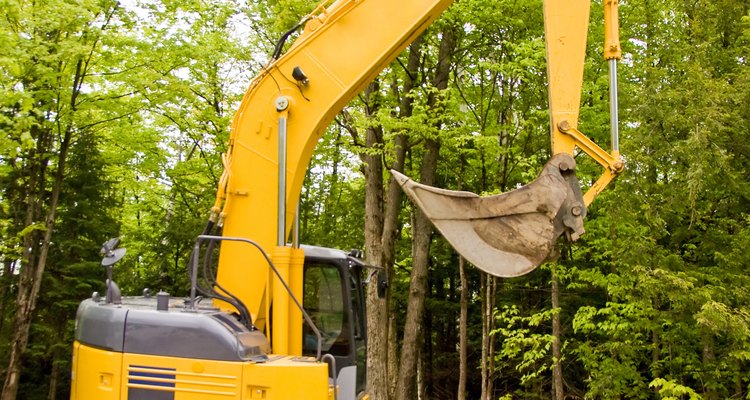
[391,153,586,277]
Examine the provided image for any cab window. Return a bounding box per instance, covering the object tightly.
[303,263,350,356]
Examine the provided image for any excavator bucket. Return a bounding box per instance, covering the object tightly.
[391,153,586,277]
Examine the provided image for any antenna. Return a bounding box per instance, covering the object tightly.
[101,238,126,304]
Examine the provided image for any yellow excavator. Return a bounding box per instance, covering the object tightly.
[70,0,624,398]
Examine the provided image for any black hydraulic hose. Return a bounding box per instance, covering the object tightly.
[187,221,253,328]
[187,220,214,284]
[199,227,252,328]
[189,220,228,305]
[197,235,324,360]
[191,226,217,296]
[271,17,311,60]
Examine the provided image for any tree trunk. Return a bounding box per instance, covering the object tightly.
[384,38,423,398]
[382,35,422,270]
[551,269,564,400]
[419,328,428,400]
[487,277,496,399]
[387,314,399,400]
[47,359,59,400]
[2,125,72,400]
[421,285,432,399]
[481,274,488,400]
[0,261,18,337]
[394,137,439,400]
[363,81,389,400]
[362,36,424,399]
[395,23,455,400]
[481,274,497,400]
[458,256,468,400]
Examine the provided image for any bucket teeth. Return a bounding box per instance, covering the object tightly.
[392,153,586,277]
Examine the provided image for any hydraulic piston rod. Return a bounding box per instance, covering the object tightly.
[604,0,622,155]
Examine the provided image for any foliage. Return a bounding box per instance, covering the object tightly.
[493,305,556,388]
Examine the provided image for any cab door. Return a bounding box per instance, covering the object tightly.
[302,257,366,400]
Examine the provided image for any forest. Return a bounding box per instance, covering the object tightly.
[1,0,749,398]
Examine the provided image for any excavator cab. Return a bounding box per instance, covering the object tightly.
[71,239,369,400]
[300,245,368,397]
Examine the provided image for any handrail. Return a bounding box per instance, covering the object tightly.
[190,235,325,360]
[322,354,338,400]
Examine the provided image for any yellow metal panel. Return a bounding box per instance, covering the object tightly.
[70,341,78,399]
[603,0,622,60]
[121,353,243,400]
[271,246,292,354]
[243,356,330,400]
[544,0,591,155]
[71,342,123,400]
[72,348,330,399]
[214,0,453,332]
[287,248,305,356]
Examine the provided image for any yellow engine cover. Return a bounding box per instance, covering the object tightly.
[71,342,330,400]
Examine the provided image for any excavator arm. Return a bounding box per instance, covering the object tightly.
[211,0,455,356]
[213,0,624,319]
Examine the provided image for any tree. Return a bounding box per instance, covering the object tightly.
[0,0,130,396]
[567,0,750,397]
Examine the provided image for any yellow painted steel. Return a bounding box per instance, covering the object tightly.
[545,0,623,200]
[243,356,329,399]
[121,352,244,399]
[288,248,305,355]
[604,0,622,60]
[75,344,330,400]
[556,122,624,205]
[271,246,292,355]
[70,342,123,400]
[544,0,591,156]
[213,0,453,353]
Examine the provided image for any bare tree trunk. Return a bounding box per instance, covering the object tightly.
[395,23,455,400]
[487,277,496,399]
[418,330,428,400]
[364,184,389,400]
[481,274,497,400]
[363,81,389,400]
[382,34,422,268]
[551,269,564,400]
[47,359,59,400]
[387,314,399,400]
[382,39,422,399]
[362,36,423,399]
[458,256,468,400]
[2,125,72,400]
[480,274,488,400]
[394,138,439,400]
[0,260,19,340]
